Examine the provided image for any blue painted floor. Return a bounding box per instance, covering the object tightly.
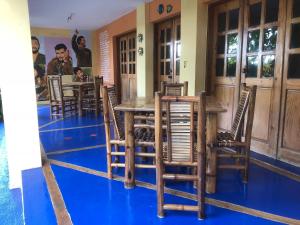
[0,123,24,225]
[22,168,57,225]
[22,106,300,224]
[52,164,282,225]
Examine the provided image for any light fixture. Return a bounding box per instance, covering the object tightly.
[138,47,144,56]
[137,33,143,42]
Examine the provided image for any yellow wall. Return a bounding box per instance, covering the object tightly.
[180,0,208,95]
[136,3,154,97]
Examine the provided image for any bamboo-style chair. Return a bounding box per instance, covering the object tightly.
[82,76,103,116]
[155,92,206,219]
[102,85,156,179]
[47,75,77,118]
[212,84,257,183]
[161,81,188,96]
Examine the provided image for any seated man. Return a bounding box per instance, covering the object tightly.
[47,43,73,75]
[74,67,88,82]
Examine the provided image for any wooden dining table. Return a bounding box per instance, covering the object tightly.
[114,96,226,193]
[62,81,94,116]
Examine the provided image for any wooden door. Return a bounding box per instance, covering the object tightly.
[211,0,243,131]
[241,0,285,157]
[119,32,137,102]
[278,0,300,165]
[157,17,181,84]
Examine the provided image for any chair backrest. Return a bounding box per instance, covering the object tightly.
[155,92,206,163]
[47,75,63,102]
[160,81,188,96]
[230,84,257,141]
[102,85,124,140]
[93,76,103,99]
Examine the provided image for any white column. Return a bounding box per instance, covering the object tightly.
[0,0,41,189]
[136,3,154,97]
[180,0,208,95]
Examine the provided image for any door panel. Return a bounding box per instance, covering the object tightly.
[278,0,300,165]
[211,0,243,132]
[251,88,271,141]
[241,0,285,157]
[119,32,136,102]
[215,85,235,131]
[157,17,181,84]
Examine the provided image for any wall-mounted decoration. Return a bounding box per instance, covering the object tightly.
[138,47,144,56]
[166,4,173,13]
[157,4,164,15]
[137,33,143,43]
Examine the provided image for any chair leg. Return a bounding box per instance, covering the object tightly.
[243,147,250,183]
[157,165,164,218]
[107,142,113,179]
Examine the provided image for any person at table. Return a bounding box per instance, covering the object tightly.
[72,29,92,67]
[47,43,73,75]
[31,36,47,101]
[74,67,88,82]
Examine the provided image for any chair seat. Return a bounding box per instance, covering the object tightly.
[134,128,155,142]
[214,132,247,148]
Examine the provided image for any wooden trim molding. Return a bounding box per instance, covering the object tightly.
[43,161,73,225]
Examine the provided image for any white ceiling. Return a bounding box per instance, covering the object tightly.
[28,0,151,30]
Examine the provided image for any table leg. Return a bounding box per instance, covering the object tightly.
[78,86,83,116]
[206,113,217,193]
[124,111,135,188]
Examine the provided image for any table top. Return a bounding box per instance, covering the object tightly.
[115,96,226,113]
[62,81,94,86]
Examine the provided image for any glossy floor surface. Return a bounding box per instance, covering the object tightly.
[23,106,300,224]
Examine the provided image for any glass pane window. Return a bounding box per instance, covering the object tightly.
[166,28,172,42]
[217,35,225,54]
[216,58,224,77]
[288,54,300,78]
[263,27,278,51]
[249,3,262,27]
[226,57,236,77]
[227,33,238,54]
[166,45,171,59]
[265,0,279,23]
[229,9,239,30]
[218,12,226,32]
[247,30,260,52]
[246,56,259,77]
[290,23,300,49]
[160,30,165,43]
[176,60,180,75]
[160,46,164,59]
[166,62,171,75]
[262,55,275,77]
[292,0,300,18]
[176,43,181,58]
[160,62,164,75]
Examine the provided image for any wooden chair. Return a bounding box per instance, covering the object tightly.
[82,76,103,116]
[212,85,257,183]
[47,75,77,118]
[161,81,188,96]
[155,92,206,219]
[102,85,156,179]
